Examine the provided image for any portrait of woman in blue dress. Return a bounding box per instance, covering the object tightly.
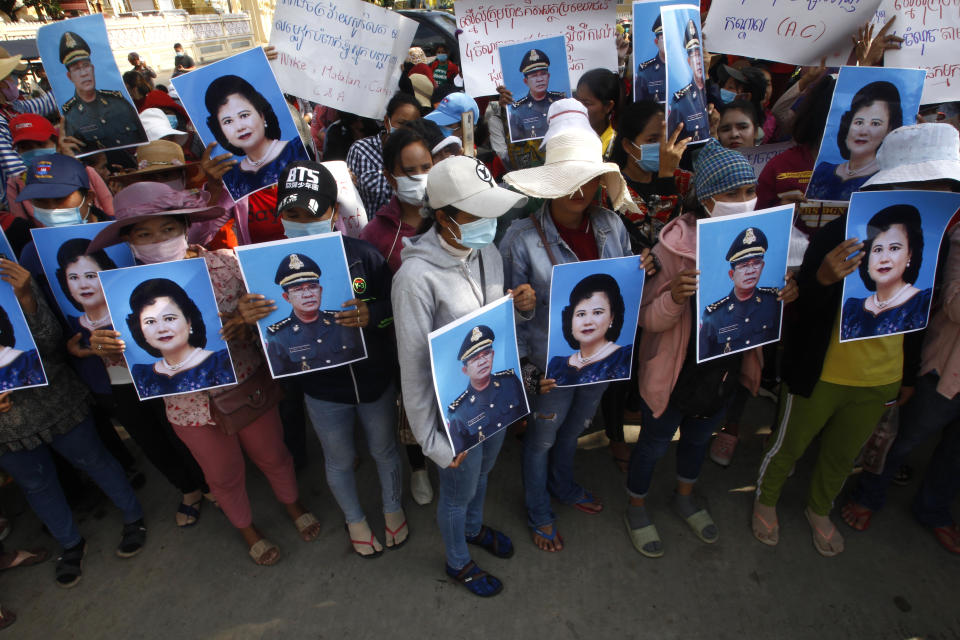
[126,278,235,397]
[841,204,932,340]
[547,273,632,385]
[204,75,308,198]
[0,304,44,391]
[55,237,117,344]
[808,81,902,202]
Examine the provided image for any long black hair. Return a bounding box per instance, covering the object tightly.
[837,81,902,160]
[859,204,923,291]
[55,237,117,311]
[577,68,623,129]
[561,273,626,349]
[610,100,664,170]
[126,278,207,357]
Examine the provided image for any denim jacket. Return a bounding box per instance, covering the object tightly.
[500,202,632,371]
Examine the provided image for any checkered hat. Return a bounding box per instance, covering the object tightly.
[693,139,756,202]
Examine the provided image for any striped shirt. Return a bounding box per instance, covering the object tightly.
[0,92,59,207]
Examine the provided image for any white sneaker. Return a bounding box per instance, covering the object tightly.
[411,469,433,505]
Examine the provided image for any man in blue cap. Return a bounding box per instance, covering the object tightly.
[266,252,366,375]
[446,324,526,454]
[635,15,667,102]
[699,226,782,359]
[58,30,146,154]
[424,92,480,146]
[669,19,710,142]
[508,48,566,141]
[16,153,99,228]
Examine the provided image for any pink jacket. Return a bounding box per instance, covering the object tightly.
[637,213,761,417]
[359,196,417,274]
[920,225,960,399]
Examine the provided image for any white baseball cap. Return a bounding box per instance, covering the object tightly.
[426,156,527,218]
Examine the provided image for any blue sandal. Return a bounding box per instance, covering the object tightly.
[530,524,563,552]
[466,525,514,558]
[572,490,603,515]
[446,561,503,597]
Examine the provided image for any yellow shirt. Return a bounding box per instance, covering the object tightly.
[820,311,903,387]
[600,125,616,161]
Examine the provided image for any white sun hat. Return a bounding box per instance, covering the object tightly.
[862,123,960,189]
[538,98,592,149]
[426,156,528,218]
[139,107,186,141]
[504,128,639,213]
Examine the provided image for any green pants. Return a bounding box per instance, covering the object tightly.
[756,379,901,515]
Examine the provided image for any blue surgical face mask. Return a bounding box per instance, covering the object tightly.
[20,146,56,165]
[282,217,334,238]
[167,114,180,130]
[630,140,660,173]
[437,53,448,62]
[439,125,454,137]
[720,88,738,104]
[33,196,85,228]
[453,217,497,249]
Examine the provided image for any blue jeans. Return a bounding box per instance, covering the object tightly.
[523,382,607,528]
[626,398,726,498]
[853,373,960,527]
[304,382,402,523]
[435,428,506,570]
[0,416,143,549]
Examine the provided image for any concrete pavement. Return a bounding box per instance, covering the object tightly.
[1,395,957,639]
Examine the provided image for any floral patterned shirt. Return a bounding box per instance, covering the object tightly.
[163,248,263,427]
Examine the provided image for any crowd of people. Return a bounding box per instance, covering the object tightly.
[0,7,957,628]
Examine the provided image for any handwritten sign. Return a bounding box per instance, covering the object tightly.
[268,0,417,119]
[740,141,794,178]
[702,0,884,66]
[879,0,960,104]
[455,0,618,97]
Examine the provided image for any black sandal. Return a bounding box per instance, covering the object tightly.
[466,525,514,558]
[55,539,86,589]
[116,519,147,558]
[446,561,503,597]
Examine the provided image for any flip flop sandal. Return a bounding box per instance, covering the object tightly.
[572,490,604,515]
[248,539,280,565]
[932,524,960,555]
[294,512,321,542]
[384,518,409,550]
[0,547,48,570]
[176,500,201,528]
[446,561,503,598]
[55,541,86,589]
[752,508,779,546]
[682,509,719,544]
[348,530,383,559]
[466,525,514,558]
[530,524,563,552]
[623,515,664,558]
[804,509,843,557]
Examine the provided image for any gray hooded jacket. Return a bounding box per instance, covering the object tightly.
[392,227,509,468]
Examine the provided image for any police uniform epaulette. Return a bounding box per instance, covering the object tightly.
[492,369,516,377]
[705,296,730,313]
[511,96,531,108]
[62,96,77,113]
[101,89,125,99]
[638,57,657,70]
[546,91,566,99]
[757,286,779,295]
[267,317,292,334]
[449,389,470,412]
[673,84,691,101]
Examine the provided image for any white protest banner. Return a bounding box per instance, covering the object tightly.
[878,0,960,104]
[740,141,794,178]
[702,0,884,66]
[269,0,417,119]
[455,0,618,97]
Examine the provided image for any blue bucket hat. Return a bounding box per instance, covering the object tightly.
[693,139,756,202]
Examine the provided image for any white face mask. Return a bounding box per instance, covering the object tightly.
[708,196,757,217]
[393,174,428,206]
[131,234,189,264]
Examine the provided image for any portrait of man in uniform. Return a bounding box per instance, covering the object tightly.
[635,15,667,102]
[56,29,147,155]
[446,324,526,455]
[266,252,366,375]
[501,37,570,144]
[665,13,709,143]
[699,226,782,360]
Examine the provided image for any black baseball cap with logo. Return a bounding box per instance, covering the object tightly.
[276,161,338,218]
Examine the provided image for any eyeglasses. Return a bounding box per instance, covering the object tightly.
[733,259,763,273]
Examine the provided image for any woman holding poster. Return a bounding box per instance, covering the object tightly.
[501,108,639,553]
[392,156,532,597]
[88,183,321,566]
[621,140,795,558]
